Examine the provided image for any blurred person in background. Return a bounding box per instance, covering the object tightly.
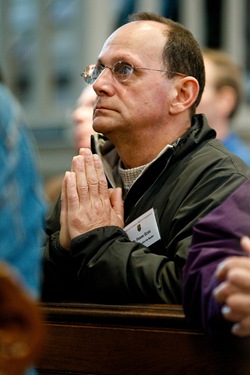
[45,85,97,202]
[73,85,97,152]
[0,261,44,375]
[196,48,250,165]
[0,76,46,374]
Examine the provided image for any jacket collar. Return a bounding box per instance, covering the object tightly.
[90,114,216,189]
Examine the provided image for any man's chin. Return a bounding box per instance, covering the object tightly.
[93,118,111,134]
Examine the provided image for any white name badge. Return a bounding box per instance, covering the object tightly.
[124,208,161,247]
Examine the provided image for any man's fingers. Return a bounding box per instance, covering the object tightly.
[93,153,109,198]
[80,148,100,198]
[72,155,89,201]
[226,267,250,291]
[79,148,108,200]
[232,316,250,337]
[110,187,124,226]
[213,281,238,303]
[216,256,250,281]
[59,172,71,250]
[66,171,79,211]
[227,293,250,316]
[216,237,250,281]
[64,148,125,235]
[241,236,250,256]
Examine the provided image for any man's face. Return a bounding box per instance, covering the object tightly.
[72,85,97,151]
[196,57,220,124]
[92,21,175,142]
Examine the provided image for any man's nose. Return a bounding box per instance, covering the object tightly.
[93,67,116,96]
[95,66,114,83]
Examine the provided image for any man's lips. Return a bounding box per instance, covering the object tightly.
[96,106,108,111]
[96,104,112,110]
[94,105,116,114]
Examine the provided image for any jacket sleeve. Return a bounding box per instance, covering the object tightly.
[69,226,184,303]
[42,231,78,301]
[42,220,185,303]
[182,181,250,336]
[42,198,81,302]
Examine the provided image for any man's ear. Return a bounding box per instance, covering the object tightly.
[169,77,199,115]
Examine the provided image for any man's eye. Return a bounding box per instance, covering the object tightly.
[95,65,104,74]
[119,64,131,75]
[91,65,103,79]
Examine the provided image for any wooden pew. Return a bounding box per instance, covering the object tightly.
[36,303,250,375]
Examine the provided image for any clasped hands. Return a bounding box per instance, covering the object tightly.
[59,148,124,250]
[214,236,250,336]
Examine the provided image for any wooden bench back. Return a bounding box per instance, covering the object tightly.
[36,303,250,375]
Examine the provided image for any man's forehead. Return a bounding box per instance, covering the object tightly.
[108,21,166,45]
[99,21,166,59]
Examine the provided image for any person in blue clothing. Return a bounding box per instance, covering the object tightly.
[0,80,46,374]
[196,48,250,165]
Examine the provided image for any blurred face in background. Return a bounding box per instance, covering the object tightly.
[72,85,97,151]
[196,51,240,139]
[196,56,220,125]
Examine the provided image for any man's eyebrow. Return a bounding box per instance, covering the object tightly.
[96,56,135,65]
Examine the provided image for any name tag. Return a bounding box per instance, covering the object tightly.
[124,208,161,247]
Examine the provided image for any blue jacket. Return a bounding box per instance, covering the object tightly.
[224,131,250,166]
[0,83,46,374]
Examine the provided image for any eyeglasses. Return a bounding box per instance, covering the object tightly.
[80,61,187,84]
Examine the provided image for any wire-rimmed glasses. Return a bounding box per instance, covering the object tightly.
[80,61,187,84]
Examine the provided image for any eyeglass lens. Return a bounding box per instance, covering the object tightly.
[83,61,134,84]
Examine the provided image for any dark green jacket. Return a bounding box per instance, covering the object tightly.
[42,115,250,303]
